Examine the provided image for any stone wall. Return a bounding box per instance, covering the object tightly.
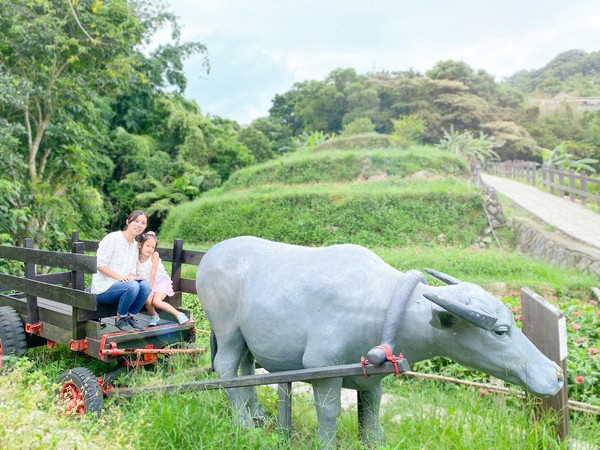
[512,217,600,280]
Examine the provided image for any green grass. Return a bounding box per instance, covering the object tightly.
[161,177,486,248]
[222,147,467,191]
[2,352,598,449]
[373,246,598,292]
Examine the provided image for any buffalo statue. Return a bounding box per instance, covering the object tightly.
[196,236,564,448]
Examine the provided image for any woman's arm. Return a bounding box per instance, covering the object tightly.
[149,252,159,288]
[97,265,135,282]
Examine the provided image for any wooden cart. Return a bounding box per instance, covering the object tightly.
[0,232,205,413]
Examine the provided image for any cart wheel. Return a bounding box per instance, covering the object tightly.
[0,306,28,359]
[57,367,103,414]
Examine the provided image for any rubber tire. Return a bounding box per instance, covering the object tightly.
[57,367,103,414]
[0,306,28,358]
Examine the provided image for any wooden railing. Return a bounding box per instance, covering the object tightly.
[483,161,600,205]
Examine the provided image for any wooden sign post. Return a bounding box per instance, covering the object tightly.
[521,287,569,441]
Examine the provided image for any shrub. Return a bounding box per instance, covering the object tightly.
[340,117,376,136]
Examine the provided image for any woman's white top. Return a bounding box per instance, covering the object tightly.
[91,231,139,294]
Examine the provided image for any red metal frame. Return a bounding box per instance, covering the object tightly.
[69,338,88,352]
[25,322,42,334]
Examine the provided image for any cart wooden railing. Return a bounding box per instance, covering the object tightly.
[0,231,200,361]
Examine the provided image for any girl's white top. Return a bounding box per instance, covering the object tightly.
[91,231,139,294]
[136,255,169,281]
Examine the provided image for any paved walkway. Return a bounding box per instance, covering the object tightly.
[480,173,600,251]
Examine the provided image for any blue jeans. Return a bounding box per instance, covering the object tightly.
[96,280,151,317]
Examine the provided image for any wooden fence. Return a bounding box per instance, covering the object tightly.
[483,161,600,205]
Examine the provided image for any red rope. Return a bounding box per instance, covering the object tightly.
[361,344,405,377]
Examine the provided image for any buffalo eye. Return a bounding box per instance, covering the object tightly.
[493,326,509,336]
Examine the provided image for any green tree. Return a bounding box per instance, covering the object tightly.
[237,125,273,162]
[390,114,425,147]
[340,117,376,137]
[0,0,207,246]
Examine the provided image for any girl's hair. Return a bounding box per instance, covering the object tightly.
[123,210,148,231]
[139,230,157,245]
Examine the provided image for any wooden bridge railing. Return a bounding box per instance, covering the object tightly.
[483,161,600,205]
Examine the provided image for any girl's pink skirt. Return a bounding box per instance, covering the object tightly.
[152,275,174,297]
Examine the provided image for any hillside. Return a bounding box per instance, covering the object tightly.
[506,49,600,96]
[161,139,489,248]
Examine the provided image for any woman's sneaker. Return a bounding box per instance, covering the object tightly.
[148,315,160,326]
[126,316,145,331]
[115,317,134,333]
[177,313,190,324]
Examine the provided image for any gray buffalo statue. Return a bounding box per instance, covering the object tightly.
[196,236,564,448]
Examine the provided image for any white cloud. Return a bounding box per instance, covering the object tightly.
[160,0,600,123]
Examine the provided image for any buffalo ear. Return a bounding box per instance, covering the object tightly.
[430,308,457,330]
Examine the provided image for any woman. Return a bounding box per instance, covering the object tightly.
[91,210,151,332]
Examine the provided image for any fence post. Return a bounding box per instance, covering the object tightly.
[71,239,86,340]
[568,169,575,202]
[549,166,555,195]
[171,238,184,308]
[23,238,40,326]
[278,382,293,440]
[542,164,547,190]
[473,163,481,186]
[521,287,569,442]
[558,168,565,197]
[580,170,587,206]
[530,161,537,186]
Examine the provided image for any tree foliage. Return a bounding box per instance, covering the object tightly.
[436,126,499,173]
[0,0,148,245]
[0,0,218,245]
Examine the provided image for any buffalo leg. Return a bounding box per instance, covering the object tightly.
[312,377,343,449]
[357,384,385,446]
[239,347,267,424]
[213,330,254,427]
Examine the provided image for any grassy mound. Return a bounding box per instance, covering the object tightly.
[161,177,485,247]
[222,147,467,191]
[313,132,392,150]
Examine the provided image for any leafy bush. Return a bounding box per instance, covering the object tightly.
[340,117,376,136]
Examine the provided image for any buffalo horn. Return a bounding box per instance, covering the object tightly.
[424,268,461,285]
[423,292,498,330]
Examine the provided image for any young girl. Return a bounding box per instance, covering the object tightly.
[137,231,190,326]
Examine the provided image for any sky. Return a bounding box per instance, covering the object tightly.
[157,0,600,125]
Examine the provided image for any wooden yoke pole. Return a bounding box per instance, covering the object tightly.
[521,287,569,441]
